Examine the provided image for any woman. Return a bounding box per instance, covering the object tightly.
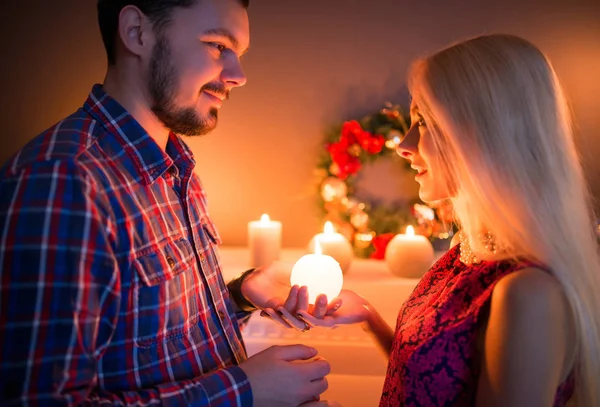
[295,34,600,406]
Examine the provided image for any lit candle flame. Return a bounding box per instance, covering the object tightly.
[406,225,415,236]
[260,214,270,223]
[324,221,334,235]
[314,238,323,255]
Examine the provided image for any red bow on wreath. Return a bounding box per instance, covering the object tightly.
[370,232,396,259]
[327,143,361,180]
[327,121,385,180]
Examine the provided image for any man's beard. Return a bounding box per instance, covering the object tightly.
[149,36,226,137]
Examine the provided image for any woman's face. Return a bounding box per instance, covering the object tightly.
[397,100,454,202]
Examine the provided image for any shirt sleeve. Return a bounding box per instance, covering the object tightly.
[226,270,257,328]
[0,160,253,406]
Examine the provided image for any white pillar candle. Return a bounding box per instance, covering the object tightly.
[248,214,282,268]
[290,240,344,304]
[307,221,353,274]
[385,226,435,278]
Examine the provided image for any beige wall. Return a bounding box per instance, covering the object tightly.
[1,0,599,247]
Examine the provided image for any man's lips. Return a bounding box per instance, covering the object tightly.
[203,91,225,105]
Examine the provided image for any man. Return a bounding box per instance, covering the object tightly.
[0,0,333,405]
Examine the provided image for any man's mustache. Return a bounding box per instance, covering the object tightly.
[201,83,230,100]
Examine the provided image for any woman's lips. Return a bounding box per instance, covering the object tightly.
[412,165,428,178]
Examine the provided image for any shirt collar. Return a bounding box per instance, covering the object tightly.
[83,84,196,185]
[166,131,196,178]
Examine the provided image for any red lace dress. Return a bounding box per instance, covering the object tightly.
[380,245,574,406]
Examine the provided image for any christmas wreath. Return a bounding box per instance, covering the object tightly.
[314,103,453,259]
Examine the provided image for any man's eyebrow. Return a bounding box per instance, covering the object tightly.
[203,28,249,55]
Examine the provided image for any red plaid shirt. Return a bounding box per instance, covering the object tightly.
[0,84,253,406]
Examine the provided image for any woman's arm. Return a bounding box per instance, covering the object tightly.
[475,268,574,407]
[361,304,395,357]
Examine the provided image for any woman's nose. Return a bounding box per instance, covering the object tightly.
[396,126,419,159]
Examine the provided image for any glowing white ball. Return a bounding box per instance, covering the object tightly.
[290,247,344,304]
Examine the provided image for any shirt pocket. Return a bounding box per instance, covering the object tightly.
[202,222,221,262]
[131,236,201,348]
[199,222,228,293]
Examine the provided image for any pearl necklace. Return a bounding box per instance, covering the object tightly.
[458,230,499,265]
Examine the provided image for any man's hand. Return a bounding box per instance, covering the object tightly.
[239,345,330,406]
[240,261,295,309]
[241,262,342,330]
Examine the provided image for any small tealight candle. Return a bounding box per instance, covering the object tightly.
[290,240,344,304]
[307,221,353,274]
[248,214,282,268]
[385,225,435,278]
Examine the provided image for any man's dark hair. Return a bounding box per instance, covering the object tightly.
[97,0,250,65]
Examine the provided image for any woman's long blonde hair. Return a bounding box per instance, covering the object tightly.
[408,34,600,406]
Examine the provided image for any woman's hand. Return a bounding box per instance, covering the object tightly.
[296,289,372,329]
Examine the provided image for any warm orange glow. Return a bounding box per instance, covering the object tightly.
[260,213,270,223]
[406,225,415,236]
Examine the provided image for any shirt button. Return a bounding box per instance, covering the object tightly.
[166,256,176,268]
[168,166,177,176]
[199,253,205,263]
[218,310,226,319]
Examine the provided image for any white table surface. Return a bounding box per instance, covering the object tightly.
[219,247,443,407]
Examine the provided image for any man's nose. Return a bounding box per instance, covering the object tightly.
[223,57,247,88]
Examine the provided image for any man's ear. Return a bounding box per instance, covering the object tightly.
[117,5,155,59]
